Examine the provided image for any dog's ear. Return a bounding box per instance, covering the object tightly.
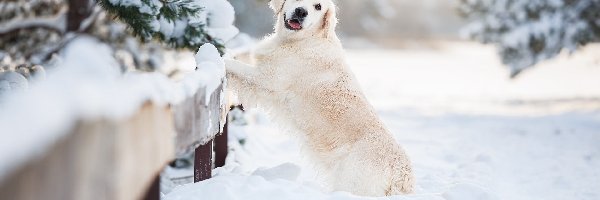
[269,0,286,15]
[321,5,338,39]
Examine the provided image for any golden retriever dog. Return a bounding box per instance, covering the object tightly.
[225,0,414,196]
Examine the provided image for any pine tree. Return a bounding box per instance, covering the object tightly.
[1,0,237,97]
[97,0,227,54]
[459,0,600,77]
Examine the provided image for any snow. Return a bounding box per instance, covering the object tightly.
[0,71,28,95]
[206,26,240,44]
[165,0,239,42]
[107,0,161,15]
[251,163,301,182]
[223,33,258,59]
[194,43,225,103]
[201,0,239,42]
[162,42,600,200]
[202,0,236,28]
[165,173,364,200]
[0,37,225,181]
[140,0,162,15]
[108,0,134,7]
[442,183,497,200]
[171,19,187,39]
[158,16,175,38]
[105,0,239,43]
[195,43,225,67]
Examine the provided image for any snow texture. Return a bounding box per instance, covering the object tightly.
[0,37,224,181]
[201,0,239,42]
[0,71,28,96]
[103,0,238,47]
[165,174,365,200]
[194,43,225,103]
[122,0,237,42]
[162,43,600,200]
[251,163,301,182]
[202,0,235,28]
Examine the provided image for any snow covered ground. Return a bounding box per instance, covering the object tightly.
[164,42,600,200]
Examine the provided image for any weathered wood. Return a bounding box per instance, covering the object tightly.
[194,141,213,182]
[0,103,175,200]
[213,105,243,168]
[173,84,224,157]
[214,119,228,168]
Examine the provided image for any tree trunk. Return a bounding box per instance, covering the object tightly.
[67,0,92,31]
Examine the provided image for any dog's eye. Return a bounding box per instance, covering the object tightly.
[314,4,321,11]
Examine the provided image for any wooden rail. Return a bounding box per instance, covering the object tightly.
[0,82,228,200]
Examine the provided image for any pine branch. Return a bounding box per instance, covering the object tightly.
[96,0,225,54]
[460,0,600,77]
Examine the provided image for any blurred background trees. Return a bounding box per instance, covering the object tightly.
[0,0,171,80]
[459,0,600,77]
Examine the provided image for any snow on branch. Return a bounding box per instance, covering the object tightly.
[97,0,239,55]
[459,0,600,77]
[0,8,67,36]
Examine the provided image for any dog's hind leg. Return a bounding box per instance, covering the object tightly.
[225,59,272,108]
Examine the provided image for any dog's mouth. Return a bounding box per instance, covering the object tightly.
[284,14,303,31]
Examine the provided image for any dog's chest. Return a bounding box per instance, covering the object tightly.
[255,51,313,83]
[253,39,343,94]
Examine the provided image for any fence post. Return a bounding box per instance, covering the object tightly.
[142,175,160,200]
[67,0,92,31]
[214,121,228,168]
[194,141,213,182]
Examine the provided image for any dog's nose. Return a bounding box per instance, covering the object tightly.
[294,7,308,18]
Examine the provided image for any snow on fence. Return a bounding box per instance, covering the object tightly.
[0,37,228,200]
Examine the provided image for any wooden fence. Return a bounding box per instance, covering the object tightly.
[0,82,228,200]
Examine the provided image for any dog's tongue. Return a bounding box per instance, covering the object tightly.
[288,20,302,29]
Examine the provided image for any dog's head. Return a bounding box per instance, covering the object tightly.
[270,0,338,39]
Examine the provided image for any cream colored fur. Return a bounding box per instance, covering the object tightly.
[225,0,414,196]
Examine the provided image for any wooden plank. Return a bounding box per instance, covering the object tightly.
[173,84,224,157]
[214,120,228,168]
[0,103,175,200]
[194,141,213,182]
[214,105,242,168]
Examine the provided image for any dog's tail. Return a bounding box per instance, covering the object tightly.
[386,158,415,195]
